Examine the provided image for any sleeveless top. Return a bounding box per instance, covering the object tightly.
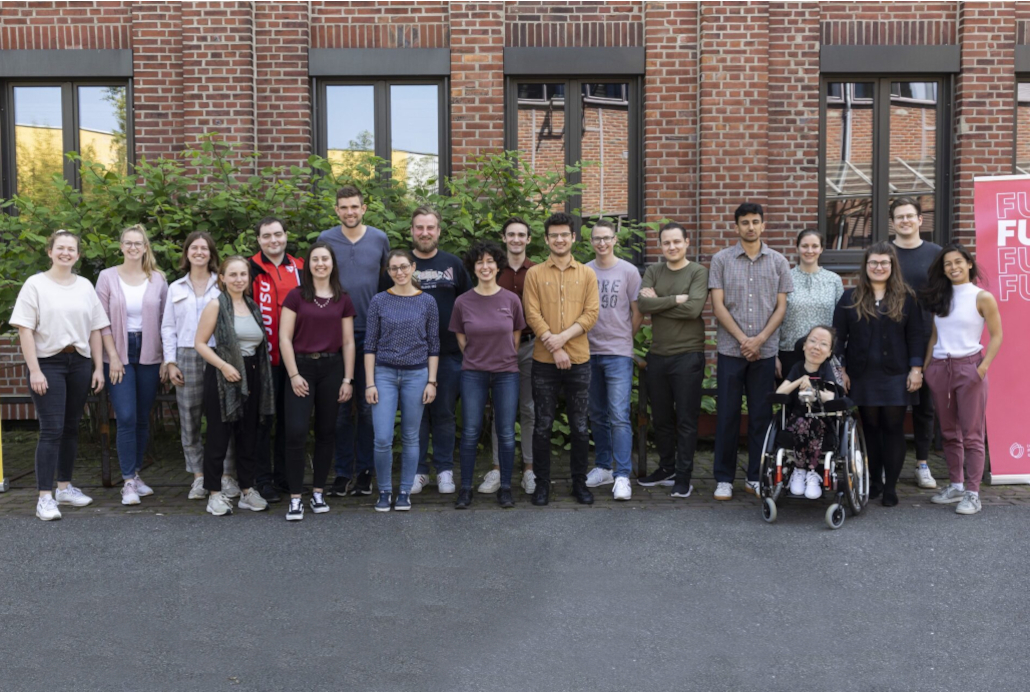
[234,313,265,357]
[933,283,985,359]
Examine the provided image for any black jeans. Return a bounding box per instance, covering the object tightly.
[202,355,263,492]
[860,405,907,494]
[256,362,287,487]
[29,352,93,491]
[531,361,591,485]
[647,351,705,481]
[285,354,343,495]
[912,381,935,460]
[713,354,776,484]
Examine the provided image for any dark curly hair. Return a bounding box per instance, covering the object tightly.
[463,240,508,284]
[544,212,576,236]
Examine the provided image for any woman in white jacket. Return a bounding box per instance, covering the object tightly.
[161,232,238,499]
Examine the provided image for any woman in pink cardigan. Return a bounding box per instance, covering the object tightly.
[96,224,168,506]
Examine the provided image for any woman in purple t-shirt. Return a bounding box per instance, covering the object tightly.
[449,240,527,509]
[279,242,356,521]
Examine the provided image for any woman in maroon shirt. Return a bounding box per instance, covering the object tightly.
[279,242,356,521]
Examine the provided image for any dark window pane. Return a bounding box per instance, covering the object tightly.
[13,86,64,208]
[852,83,875,100]
[889,82,937,242]
[325,85,376,177]
[390,85,439,190]
[1018,83,1030,174]
[580,82,630,218]
[824,82,874,249]
[517,83,564,101]
[516,82,566,207]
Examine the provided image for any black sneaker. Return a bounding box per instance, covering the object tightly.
[286,497,303,521]
[349,470,373,496]
[330,476,350,497]
[309,492,330,514]
[259,483,282,503]
[671,482,694,498]
[637,468,675,487]
[454,488,473,509]
[497,487,515,508]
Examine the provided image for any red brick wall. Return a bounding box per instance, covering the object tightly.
[310,2,450,49]
[256,4,310,169]
[820,3,958,45]
[449,2,505,171]
[506,1,643,47]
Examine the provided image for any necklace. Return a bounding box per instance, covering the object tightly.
[313,295,331,309]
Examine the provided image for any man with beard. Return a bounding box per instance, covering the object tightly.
[407,206,473,495]
[317,186,390,497]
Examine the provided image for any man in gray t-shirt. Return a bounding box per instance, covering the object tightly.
[584,219,642,501]
[317,185,390,497]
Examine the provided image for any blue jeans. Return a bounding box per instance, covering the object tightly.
[335,330,374,479]
[417,353,462,475]
[588,355,635,479]
[459,370,520,490]
[372,365,428,494]
[713,354,775,484]
[104,332,161,480]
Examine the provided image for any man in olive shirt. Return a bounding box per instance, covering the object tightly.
[637,222,710,498]
[523,212,600,506]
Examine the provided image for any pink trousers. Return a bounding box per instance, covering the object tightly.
[924,353,988,493]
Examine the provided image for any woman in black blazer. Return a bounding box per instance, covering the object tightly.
[833,242,925,507]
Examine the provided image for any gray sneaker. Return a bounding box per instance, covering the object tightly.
[955,492,982,515]
[931,486,965,504]
[238,488,269,512]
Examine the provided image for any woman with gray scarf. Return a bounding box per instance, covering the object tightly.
[195,256,275,516]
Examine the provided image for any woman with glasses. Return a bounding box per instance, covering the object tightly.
[834,242,925,507]
[777,230,843,380]
[96,224,168,506]
[365,249,439,512]
[450,240,526,509]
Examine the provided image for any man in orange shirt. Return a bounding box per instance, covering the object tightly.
[523,212,599,506]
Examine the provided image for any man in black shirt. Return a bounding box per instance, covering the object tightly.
[406,206,473,495]
[890,196,941,490]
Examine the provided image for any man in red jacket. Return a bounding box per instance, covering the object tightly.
[250,217,303,503]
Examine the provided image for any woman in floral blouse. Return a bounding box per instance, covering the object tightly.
[777,230,844,380]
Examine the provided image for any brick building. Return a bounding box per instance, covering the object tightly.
[0,1,1025,417]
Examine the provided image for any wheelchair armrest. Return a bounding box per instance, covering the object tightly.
[768,393,791,406]
[822,399,850,413]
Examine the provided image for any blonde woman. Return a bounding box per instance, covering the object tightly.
[96,224,168,505]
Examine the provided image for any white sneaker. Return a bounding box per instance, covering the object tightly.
[804,470,823,500]
[612,476,632,500]
[714,482,733,500]
[955,491,982,515]
[133,474,154,497]
[206,491,233,516]
[477,469,501,494]
[586,467,615,487]
[915,465,937,489]
[36,495,62,521]
[411,474,429,495]
[521,469,536,494]
[238,488,268,512]
[931,486,965,504]
[121,479,141,506]
[437,470,456,494]
[221,475,241,498]
[744,480,760,496]
[789,468,806,496]
[55,485,93,507]
[188,477,207,500]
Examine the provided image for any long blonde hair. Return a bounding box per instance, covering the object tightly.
[120,224,164,280]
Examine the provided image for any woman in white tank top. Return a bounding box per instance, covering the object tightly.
[920,244,1003,516]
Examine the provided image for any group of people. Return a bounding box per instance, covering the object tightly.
[11,189,1001,521]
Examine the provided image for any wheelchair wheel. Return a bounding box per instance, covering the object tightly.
[762,498,777,523]
[843,417,870,514]
[825,503,845,530]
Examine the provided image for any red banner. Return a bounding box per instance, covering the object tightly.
[974,175,1030,484]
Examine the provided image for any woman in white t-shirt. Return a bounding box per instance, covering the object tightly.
[9,230,109,521]
[95,225,168,506]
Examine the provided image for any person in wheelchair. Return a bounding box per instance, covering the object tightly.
[775,325,840,499]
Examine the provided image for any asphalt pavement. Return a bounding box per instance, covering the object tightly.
[1,503,1027,692]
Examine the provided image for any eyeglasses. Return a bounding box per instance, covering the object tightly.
[893,214,919,222]
[591,236,615,246]
[122,241,145,249]
[866,260,892,269]
[387,264,412,274]
[547,232,573,240]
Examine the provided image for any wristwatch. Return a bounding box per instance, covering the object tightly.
[342,378,353,384]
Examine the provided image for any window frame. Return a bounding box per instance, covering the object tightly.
[503,75,643,238]
[818,73,953,268]
[0,78,134,202]
[1013,78,1030,176]
[312,77,450,193]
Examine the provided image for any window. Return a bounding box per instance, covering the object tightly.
[1,81,130,207]
[505,77,642,231]
[820,77,950,253]
[1016,82,1030,175]
[314,80,448,192]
